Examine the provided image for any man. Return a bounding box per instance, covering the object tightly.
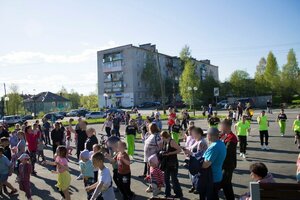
[266,100,272,114]
[112,114,121,137]
[42,118,51,145]
[202,128,227,200]
[152,114,162,131]
[208,104,213,116]
[208,112,221,128]
[0,124,9,138]
[220,119,237,200]
[257,111,270,150]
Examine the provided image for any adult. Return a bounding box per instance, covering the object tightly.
[208,112,221,128]
[237,102,243,121]
[292,114,300,149]
[160,131,183,198]
[202,128,227,200]
[42,118,51,145]
[181,110,189,131]
[125,119,137,158]
[141,123,162,178]
[51,122,64,155]
[167,108,176,133]
[25,125,40,175]
[76,120,88,160]
[85,127,98,152]
[183,127,208,194]
[112,114,121,138]
[277,109,287,136]
[154,109,161,119]
[235,115,250,159]
[152,114,162,131]
[220,119,238,200]
[257,111,270,150]
[102,116,113,137]
[0,124,9,138]
[266,100,272,114]
[125,111,131,125]
[208,104,213,116]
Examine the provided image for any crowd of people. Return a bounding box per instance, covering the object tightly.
[0,105,299,200]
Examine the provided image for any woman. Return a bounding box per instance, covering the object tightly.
[277,109,287,136]
[85,128,98,151]
[76,120,88,160]
[183,127,208,193]
[181,110,189,131]
[140,123,162,178]
[102,116,113,137]
[51,122,64,155]
[235,115,250,159]
[160,131,183,198]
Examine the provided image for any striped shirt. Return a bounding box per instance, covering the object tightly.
[150,167,164,187]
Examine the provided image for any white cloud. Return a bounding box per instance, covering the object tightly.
[0,41,117,65]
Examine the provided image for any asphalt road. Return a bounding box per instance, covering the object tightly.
[5,109,300,200]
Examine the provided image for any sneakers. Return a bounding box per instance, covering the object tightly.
[281,133,284,137]
[242,154,246,159]
[76,174,83,180]
[265,145,270,150]
[239,153,243,157]
[261,145,265,150]
[146,186,153,193]
[188,187,195,193]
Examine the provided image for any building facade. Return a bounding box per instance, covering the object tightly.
[97,43,219,108]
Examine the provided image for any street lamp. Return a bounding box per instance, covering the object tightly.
[173,76,178,105]
[4,96,9,115]
[103,93,109,111]
[188,86,198,116]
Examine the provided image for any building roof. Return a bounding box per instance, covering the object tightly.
[23,91,70,103]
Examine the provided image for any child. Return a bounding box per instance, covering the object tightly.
[277,109,287,136]
[79,150,94,200]
[297,153,300,183]
[25,125,40,175]
[90,144,102,183]
[292,114,300,149]
[1,137,11,161]
[37,135,45,162]
[171,119,182,144]
[45,146,71,200]
[66,125,73,155]
[85,128,99,152]
[86,152,115,200]
[235,115,250,159]
[18,153,32,200]
[145,154,164,198]
[125,119,137,159]
[0,146,17,196]
[106,141,135,200]
[10,124,20,148]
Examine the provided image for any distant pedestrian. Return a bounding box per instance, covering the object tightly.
[237,102,243,121]
[112,115,121,138]
[208,104,213,116]
[42,118,51,145]
[266,100,272,114]
[292,114,300,149]
[257,111,270,150]
[102,116,113,137]
[235,116,250,159]
[277,109,287,136]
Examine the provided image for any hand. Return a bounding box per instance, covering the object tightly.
[86,186,91,192]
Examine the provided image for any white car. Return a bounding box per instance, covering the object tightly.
[1,115,24,126]
[85,111,106,119]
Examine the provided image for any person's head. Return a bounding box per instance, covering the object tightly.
[69,118,74,124]
[186,126,195,136]
[17,131,25,139]
[214,112,218,117]
[93,144,101,153]
[18,153,30,164]
[0,124,3,131]
[242,115,247,123]
[54,122,60,130]
[149,123,159,134]
[191,127,205,141]
[0,137,9,147]
[79,120,88,130]
[25,125,32,133]
[261,110,265,116]
[249,162,269,181]
[148,154,159,168]
[209,104,212,108]
[189,121,195,127]
[160,131,171,142]
[206,128,219,143]
[92,152,105,169]
[35,120,39,124]
[110,129,116,136]
[15,123,20,130]
[155,114,159,120]
[0,146,4,156]
[297,114,300,120]
[129,119,135,125]
[80,149,90,162]
[117,141,126,153]
[23,121,28,126]
[86,128,96,137]
[78,117,82,122]
[33,123,38,130]
[281,109,284,114]
[220,119,232,133]
[175,119,180,125]
[56,145,67,158]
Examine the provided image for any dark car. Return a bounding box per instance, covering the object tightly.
[22,115,34,121]
[66,110,79,117]
[77,109,89,117]
[138,102,161,108]
[105,108,125,116]
[57,111,67,117]
[43,113,64,121]
[167,101,187,108]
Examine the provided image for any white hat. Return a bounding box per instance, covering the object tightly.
[18,153,30,160]
[80,150,90,160]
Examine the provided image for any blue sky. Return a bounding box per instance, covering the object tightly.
[1,0,300,96]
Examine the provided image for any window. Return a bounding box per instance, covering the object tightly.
[104,72,123,82]
[103,52,123,63]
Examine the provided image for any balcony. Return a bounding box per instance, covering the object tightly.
[102,60,123,73]
[104,81,124,93]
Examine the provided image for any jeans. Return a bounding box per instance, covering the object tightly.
[221,168,235,200]
[259,130,269,146]
[114,126,120,138]
[238,136,247,154]
[105,127,111,137]
[44,130,50,145]
[164,165,183,197]
[212,182,221,200]
[27,151,36,172]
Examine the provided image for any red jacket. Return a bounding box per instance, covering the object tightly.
[26,131,40,152]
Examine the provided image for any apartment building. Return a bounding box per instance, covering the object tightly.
[97,43,219,108]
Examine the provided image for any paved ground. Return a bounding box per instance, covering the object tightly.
[4,109,300,200]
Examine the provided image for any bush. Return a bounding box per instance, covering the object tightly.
[292,100,300,105]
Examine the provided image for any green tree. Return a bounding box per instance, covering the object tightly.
[57,86,68,98]
[281,49,300,102]
[254,57,269,95]
[264,51,280,94]
[69,89,81,109]
[229,70,250,97]
[80,93,99,110]
[201,75,220,105]
[179,45,191,66]
[141,53,162,99]
[7,84,23,115]
[179,59,201,107]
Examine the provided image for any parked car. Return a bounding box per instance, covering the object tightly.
[66,110,79,117]
[22,115,34,121]
[105,108,125,116]
[1,115,24,126]
[167,101,187,108]
[85,111,106,119]
[57,111,67,117]
[43,113,64,121]
[217,100,229,109]
[77,109,90,117]
[138,102,161,108]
